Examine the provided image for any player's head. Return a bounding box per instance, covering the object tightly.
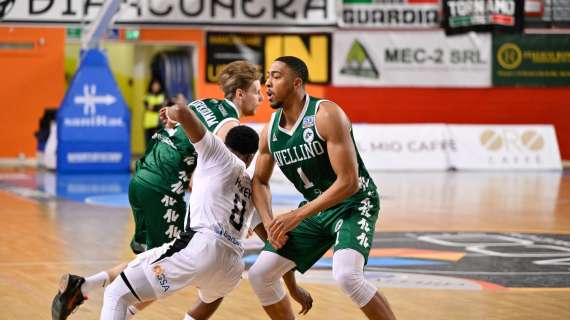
[219,60,263,117]
[265,56,308,109]
[225,125,259,167]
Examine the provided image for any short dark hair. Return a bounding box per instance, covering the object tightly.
[225,125,259,155]
[275,56,309,85]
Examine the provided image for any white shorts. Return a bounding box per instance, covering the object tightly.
[128,231,244,303]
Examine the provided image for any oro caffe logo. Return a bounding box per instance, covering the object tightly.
[480,129,544,152]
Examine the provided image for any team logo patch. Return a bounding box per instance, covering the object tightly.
[218,105,228,117]
[303,115,316,128]
[303,128,314,143]
[153,265,170,292]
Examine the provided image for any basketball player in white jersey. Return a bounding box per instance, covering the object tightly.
[52,99,313,320]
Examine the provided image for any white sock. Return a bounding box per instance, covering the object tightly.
[126,305,138,319]
[184,314,196,320]
[81,271,110,296]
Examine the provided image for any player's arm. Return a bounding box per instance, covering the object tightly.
[253,224,312,315]
[252,125,277,229]
[162,99,206,143]
[269,102,359,243]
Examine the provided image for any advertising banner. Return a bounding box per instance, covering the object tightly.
[493,34,570,86]
[57,49,131,172]
[447,125,562,170]
[333,31,491,87]
[206,32,331,84]
[339,0,440,29]
[0,0,336,27]
[525,0,570,28]
[441,0,525,35]
[352,124,453,170]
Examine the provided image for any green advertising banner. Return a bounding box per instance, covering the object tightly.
[493,35,570,86]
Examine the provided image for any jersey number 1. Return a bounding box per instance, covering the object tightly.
[297,167,314,189]
[230,193,246,231]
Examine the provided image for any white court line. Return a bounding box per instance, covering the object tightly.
[0,260,121,267]
[366,268,570,275]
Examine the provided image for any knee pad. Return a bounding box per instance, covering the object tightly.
[332,249,377,307]
[248,251,294,306]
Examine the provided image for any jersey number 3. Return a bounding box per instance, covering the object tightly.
[230,193,247,231]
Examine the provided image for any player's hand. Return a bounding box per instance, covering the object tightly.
[159,107,178,128]
[290,284,313,315]
[269,210,303,249]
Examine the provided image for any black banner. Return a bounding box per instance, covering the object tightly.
[442,0,525,35]
[205,33,265,84]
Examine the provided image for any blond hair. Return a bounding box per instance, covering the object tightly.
[218,61,261,101]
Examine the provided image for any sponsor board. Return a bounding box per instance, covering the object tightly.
[441,0,525,35]
[244,232,570,289]
[448,125,562,170]
[207,32,330,84]
[525,0,570,28]
[493,34,570,86]
[352,124,453,170]
[0,0,336,26]
[57,49,130,172]
[333,31,491,87]
[340,0,440,29]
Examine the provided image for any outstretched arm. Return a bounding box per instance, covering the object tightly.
[252,125,278,232]
[269,101,359,246]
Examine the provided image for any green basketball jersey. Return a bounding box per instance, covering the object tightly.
[268,95,376,202]
[134,98,240,196]
[189,98,240,135]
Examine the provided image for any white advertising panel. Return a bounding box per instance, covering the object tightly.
[352,124,453,170]
[447,125,562,170]
[0,0,336,26]
[333,31,492,87]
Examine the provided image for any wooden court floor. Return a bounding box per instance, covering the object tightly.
[0,169,569,319]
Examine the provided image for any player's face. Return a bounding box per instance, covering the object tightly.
[265,61,295,109]
[240,80,263,117]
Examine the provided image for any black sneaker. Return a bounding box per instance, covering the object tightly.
[51,273,87,320]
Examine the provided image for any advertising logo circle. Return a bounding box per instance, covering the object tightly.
[480,130,503,151]
[521,130,544,151]
[497,43,523,70]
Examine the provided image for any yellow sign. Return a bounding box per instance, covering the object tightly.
[265,34,330,84]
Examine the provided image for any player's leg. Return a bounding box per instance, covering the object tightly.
[331,193,396,320]
[182,297,223,320]
[51,263,128,320]
[250,215,334,319]
[139,186,186,250]
[186,233,244,320]
[101,233,199,319]
[248,251,297,319]
[101,265,156,319]
[129,179,148,254]
[332,249,395,320]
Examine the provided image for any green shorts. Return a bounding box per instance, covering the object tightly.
[264,190,380,273]
[129,177,186,252]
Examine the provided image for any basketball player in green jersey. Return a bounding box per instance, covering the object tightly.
[248,56,397,320]
[130,60,263,253]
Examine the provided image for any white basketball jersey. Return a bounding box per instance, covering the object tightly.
[189,131,260,251]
